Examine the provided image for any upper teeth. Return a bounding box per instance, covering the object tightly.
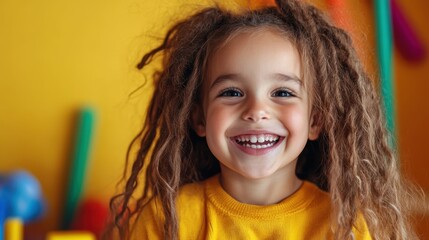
[235,134,279,143]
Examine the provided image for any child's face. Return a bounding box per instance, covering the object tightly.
[193,29,319,180]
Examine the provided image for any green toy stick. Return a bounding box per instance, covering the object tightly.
[374,0,396,145]
[62,107,95,229]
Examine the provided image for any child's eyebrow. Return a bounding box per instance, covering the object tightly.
[272,73,302,86]
[210,74,240,90]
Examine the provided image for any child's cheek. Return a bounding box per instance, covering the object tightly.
[279,105,310,133]
[206,104,233,128]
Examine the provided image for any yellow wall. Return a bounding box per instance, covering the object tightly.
[0,0,210,234]
[0,0,427,237]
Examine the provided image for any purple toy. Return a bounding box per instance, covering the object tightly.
[391,0,426,61]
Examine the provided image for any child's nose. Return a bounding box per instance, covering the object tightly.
[241,99,271,122]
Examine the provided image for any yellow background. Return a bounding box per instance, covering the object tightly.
[0,0,428,237]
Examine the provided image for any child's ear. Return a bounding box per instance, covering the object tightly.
[191,104,206,137]
[308,112,321,141]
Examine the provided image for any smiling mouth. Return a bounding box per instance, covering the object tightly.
[232,134,280,149]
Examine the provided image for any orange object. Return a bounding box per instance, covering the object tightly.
[326,0,350,30]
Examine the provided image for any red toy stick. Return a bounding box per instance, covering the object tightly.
[71,199,108,239]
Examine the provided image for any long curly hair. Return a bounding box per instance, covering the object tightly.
[105,0,418,239]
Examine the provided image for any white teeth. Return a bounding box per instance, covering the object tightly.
[235,134,280,150]
[236,134,279,143]
[245,142,275,149]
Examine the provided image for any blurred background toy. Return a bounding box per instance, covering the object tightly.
[373,0,396,145]
[391,0,426,61]
[46,231,96,240]
[4,218,23,240]
[3,219,96,240]
[59,107,110,239]
[0,198,6,240]
[0,171,46,222]
[70,198,108,239]
[61,107,96,230]
[0,170,46,240]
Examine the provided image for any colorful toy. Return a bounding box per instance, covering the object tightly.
[62,107,96,229]
[0,171,46,240]
[46,231,95,240]
[373,0,396,145]
[4,218,23,240]
[71,198,109,238]
[391,0,426,61]
[3,221,95,240]
[0,171,45,222]
[0,198,6,240]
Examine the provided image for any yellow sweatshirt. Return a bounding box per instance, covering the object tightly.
[132,175,371,239]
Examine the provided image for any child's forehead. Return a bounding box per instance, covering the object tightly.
[205,27,305,81]
[214,26,295,52]
[206,27,302,73]
[211,30,299,65]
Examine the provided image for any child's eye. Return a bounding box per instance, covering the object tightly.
[218,88,243,97]
[272,88,294,97]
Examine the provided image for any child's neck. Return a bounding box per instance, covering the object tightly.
[219,168,303,206]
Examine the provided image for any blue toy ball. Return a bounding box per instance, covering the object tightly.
[0,170,46,223]
[0,196,6,239]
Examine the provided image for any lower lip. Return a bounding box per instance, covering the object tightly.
[231,138,284,156]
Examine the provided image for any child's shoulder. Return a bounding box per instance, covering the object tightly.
[179,179,206,197]
[132,178,210,238]
[177,175,214,206]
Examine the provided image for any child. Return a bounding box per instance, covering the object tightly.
[106,0,418,239]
